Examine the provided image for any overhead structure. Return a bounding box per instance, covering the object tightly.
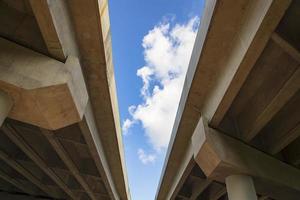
[156,0,300,200]
[0,0,130,199]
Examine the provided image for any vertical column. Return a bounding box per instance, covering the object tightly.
[225,175,257,200]
[0,91,13,126]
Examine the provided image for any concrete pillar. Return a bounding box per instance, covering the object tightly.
[225,175,257,200]
[0,91,13,126]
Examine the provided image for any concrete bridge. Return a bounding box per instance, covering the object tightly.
[0,0,300,200]
[156,0,300,200]
[0,0,130,199]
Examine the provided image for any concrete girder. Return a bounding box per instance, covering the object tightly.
[192,117,300,200]
[0,38,88,130]
[29,0,79,61]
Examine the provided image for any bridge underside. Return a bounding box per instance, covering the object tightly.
[0,0,129,200]
[156,0,300,200]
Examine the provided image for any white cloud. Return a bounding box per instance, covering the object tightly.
[138,148,156,164]
[123,17,199,160]
[137,66,153,97]
[122,119,135,135]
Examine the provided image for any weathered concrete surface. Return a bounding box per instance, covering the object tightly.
[0,38,88,130]
[226,175,257,200]
[156,0,293,199]
[192,117,300,200]
[68,0,130,199]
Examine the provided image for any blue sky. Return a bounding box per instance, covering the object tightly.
[109,1,205,200]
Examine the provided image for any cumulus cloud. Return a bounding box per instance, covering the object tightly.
[123,17,199,163]
[138,148,156,164]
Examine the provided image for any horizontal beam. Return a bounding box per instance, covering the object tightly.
[15,159,102,182]
[0,38,88,130]
[269,121,300,154]
[56,136,87,146]
[271,32,300,63]
[193,117,300,200]
[244,67,300,142]
[1,124,79,200]
[68,188,109,198]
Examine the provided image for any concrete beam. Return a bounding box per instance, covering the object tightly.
[155,1,217,198]
[1,124,79,200]
[41,129,98,200]
[29,0,79,61]
[78,101,119,200]
[192,117,300,200]
[271,32,300,63]
[0,38,88,130]
[0,149,55,198]
[68,0,130,199]
[237,34,300,142]
[166,143,195,200]
[29,0,65,61]
[203,0,291,128]
[0,1,48,55]
[0,169,35,196]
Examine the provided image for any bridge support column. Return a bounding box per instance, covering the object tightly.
[226,175,257,200]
